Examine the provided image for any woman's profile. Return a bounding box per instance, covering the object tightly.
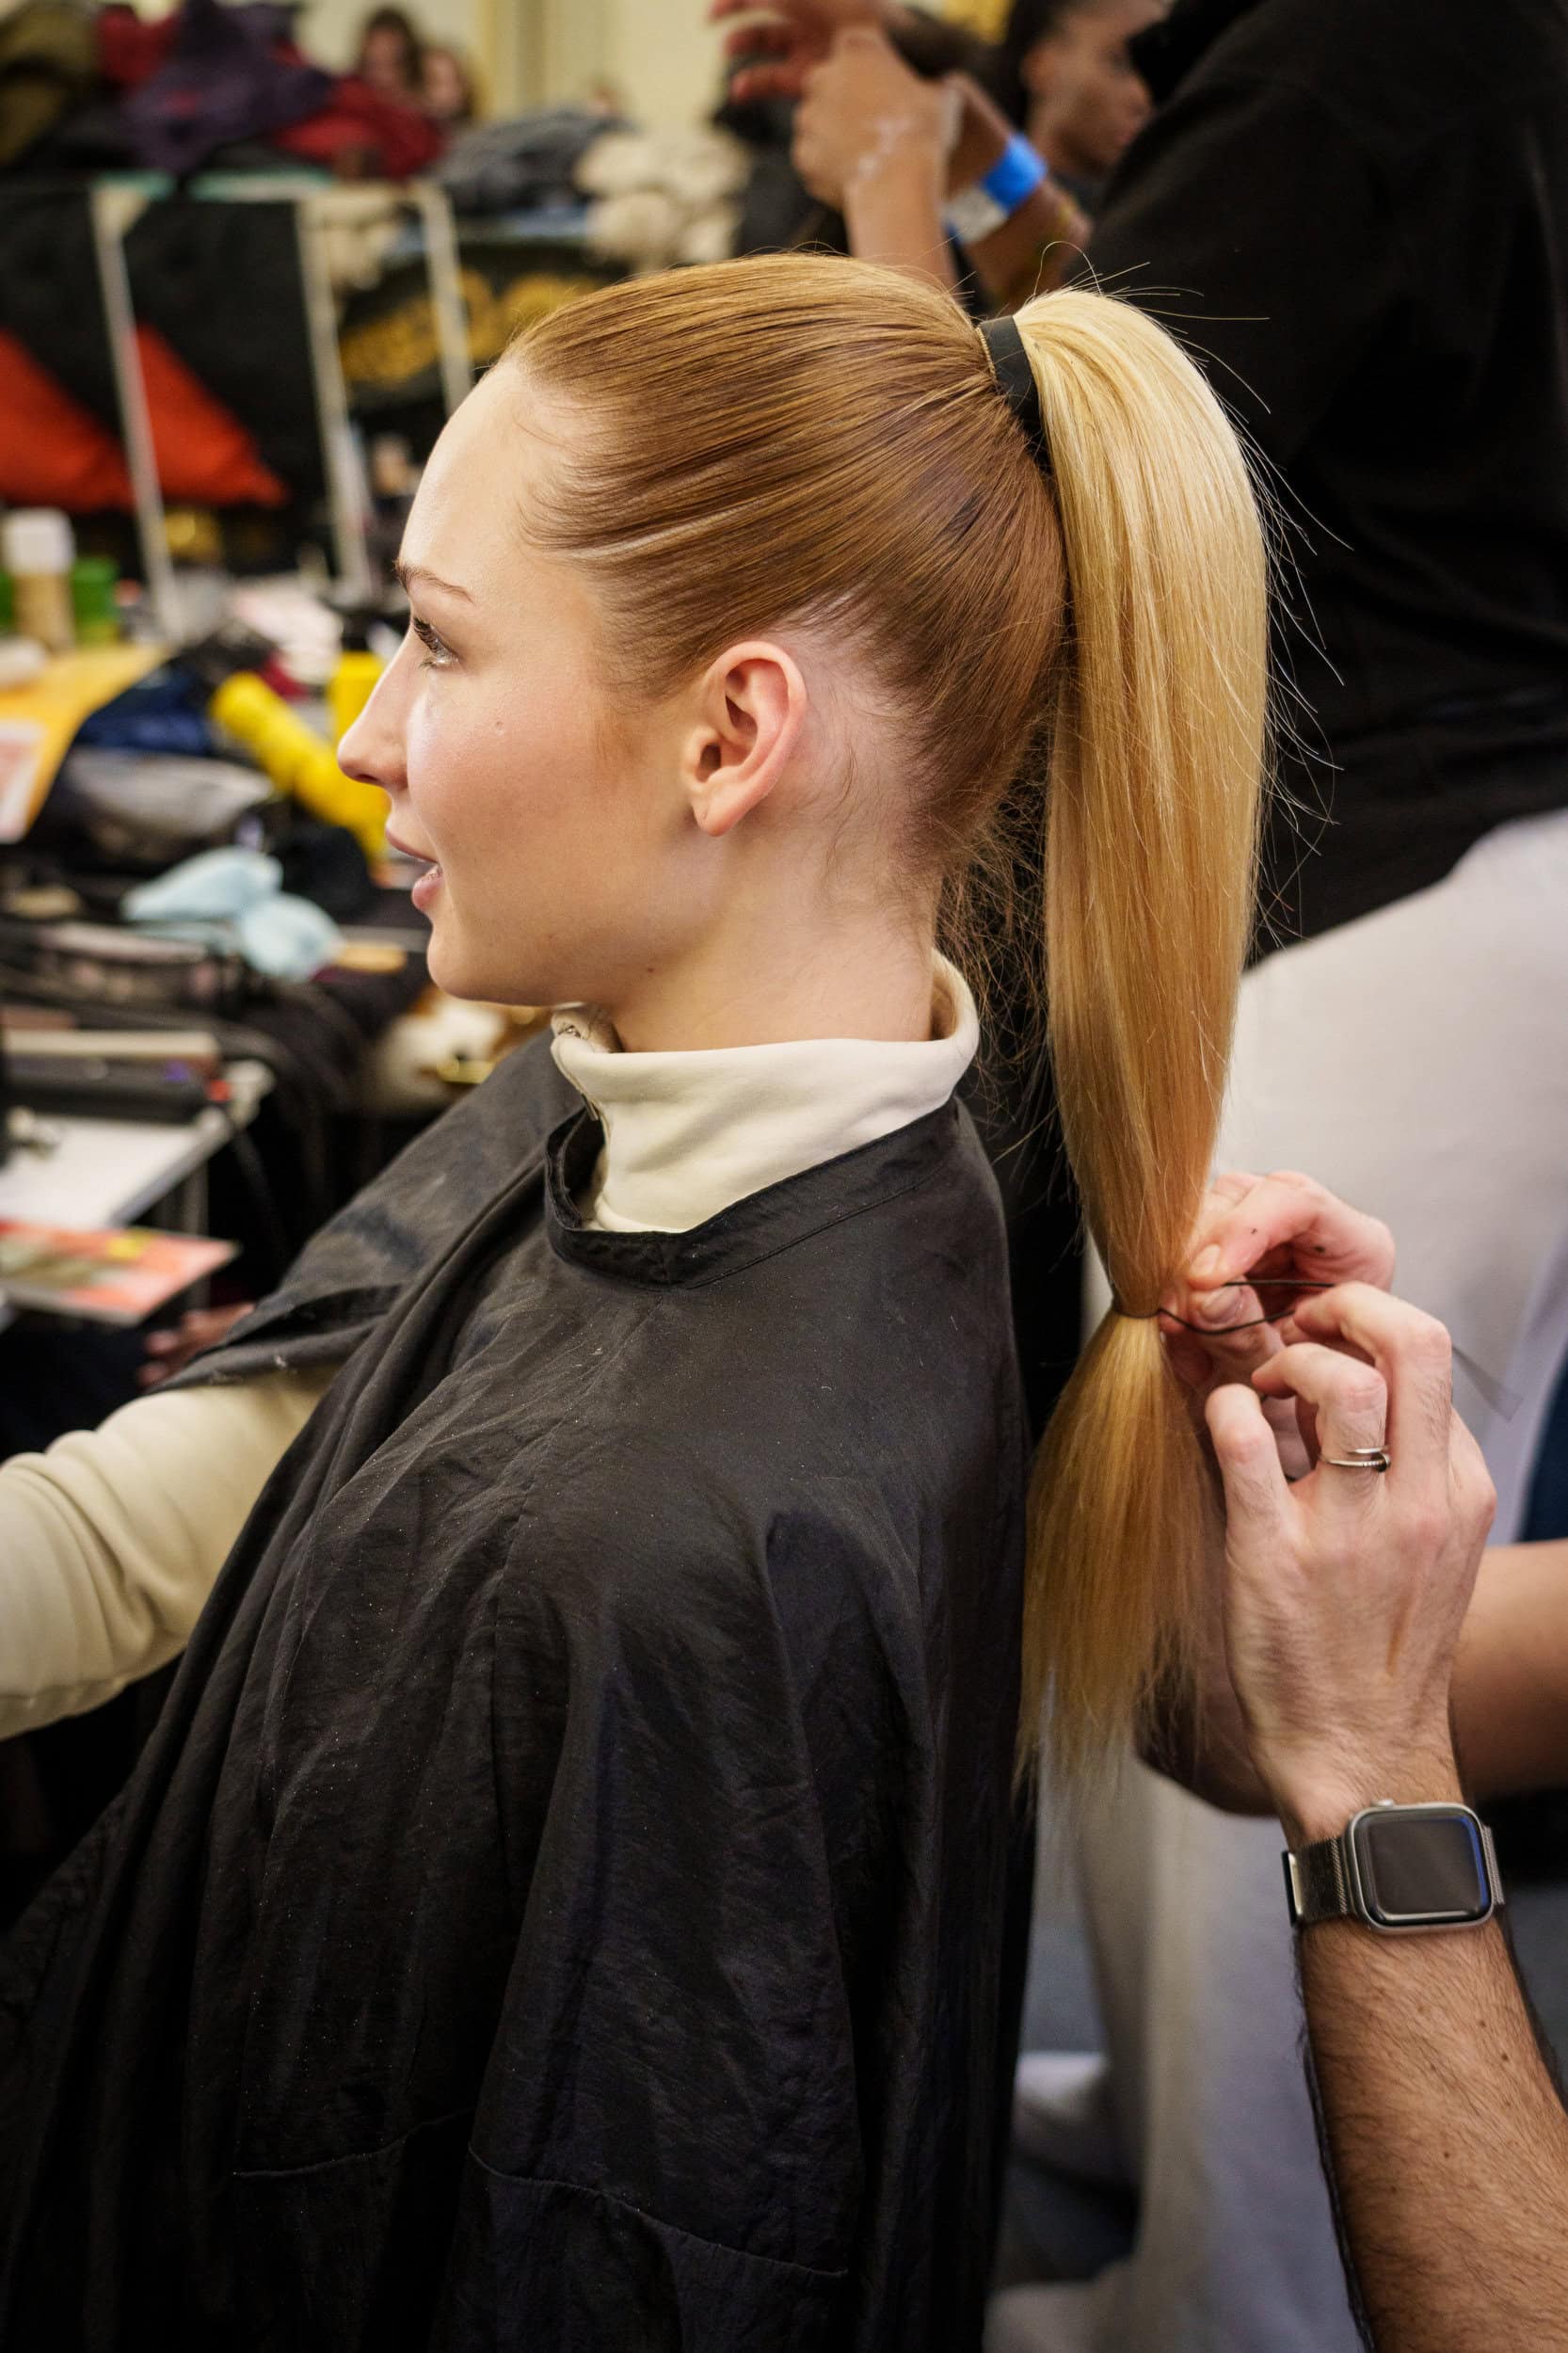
[0,255,1266,2348]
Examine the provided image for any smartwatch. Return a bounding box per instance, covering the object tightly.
[1285,1800,1504,1933]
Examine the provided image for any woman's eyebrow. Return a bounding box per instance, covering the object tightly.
[393,559,474,603]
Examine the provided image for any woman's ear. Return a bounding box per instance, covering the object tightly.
[680,643,808,840]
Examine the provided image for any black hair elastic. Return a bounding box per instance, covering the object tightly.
[980,314,1051,472]
[1112,1277,1333,1336]
[1112,1277,1519,1417]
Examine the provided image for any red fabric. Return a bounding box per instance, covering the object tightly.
[0,330,132,509]
[273,75,443,178]
[97,4,177,89]
[0,328,287,511]
[134,326,289,507]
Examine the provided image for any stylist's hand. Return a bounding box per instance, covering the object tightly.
[793,30,952,209]
[1161,1167,1396,1409]
[712,0,903,104]
[1139,1171,1400,1807]
[1207,1283,1496,1845]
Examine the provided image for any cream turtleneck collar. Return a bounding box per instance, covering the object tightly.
[549,957,979,1234]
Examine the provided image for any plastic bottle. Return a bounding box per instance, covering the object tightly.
[208,669,388,861]
[2,509,76,654]
[326,617,384,745]
[71,556,121,646]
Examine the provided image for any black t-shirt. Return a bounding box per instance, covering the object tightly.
[1081,0,1568,938]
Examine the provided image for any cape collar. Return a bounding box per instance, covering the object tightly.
[548,957,979,1236]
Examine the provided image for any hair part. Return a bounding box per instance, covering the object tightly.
[504,254,1268,1781]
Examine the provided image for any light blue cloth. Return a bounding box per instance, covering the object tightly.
[123,847,341,982]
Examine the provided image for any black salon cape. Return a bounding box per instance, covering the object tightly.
[0,1054,1028,2353]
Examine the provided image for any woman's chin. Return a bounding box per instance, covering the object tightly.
[423,926,475,1000]
[424,927,528,1010]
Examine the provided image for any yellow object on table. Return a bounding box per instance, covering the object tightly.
[326,647,384,746]
[209,670,389,862]
[0,644,166,842]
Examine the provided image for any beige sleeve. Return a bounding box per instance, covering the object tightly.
[0,1368,332,1738]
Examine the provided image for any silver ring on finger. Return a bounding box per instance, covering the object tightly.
[1321,1445,1391,1474]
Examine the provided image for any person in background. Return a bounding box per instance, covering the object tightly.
[354,5,423,103]
[420,42,476,129]
[714,0,1164,296]
[988,0,1162,214]
[714,0,1090,307]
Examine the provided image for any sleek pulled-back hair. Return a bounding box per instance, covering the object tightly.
[508,255,1267,1779]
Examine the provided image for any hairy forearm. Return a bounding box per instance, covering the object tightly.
[1300,1903,1568,2351]
[1453,1537,1568,1798]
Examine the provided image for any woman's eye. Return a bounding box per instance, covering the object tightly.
[410,616,456,669]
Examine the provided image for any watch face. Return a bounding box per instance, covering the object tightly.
[1351,1808,1491,1926]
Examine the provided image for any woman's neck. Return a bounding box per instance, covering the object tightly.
[602,907,941,1054]
[551,954,979,1234]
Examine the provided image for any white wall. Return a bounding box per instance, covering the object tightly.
[600,0,727,127]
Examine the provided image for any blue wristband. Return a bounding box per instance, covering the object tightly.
[981,134,1048,214]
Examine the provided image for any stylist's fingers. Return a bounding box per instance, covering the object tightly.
[1205,1382,1292,1547]
[1251,1341,1387,1482]
[1188,1170,1396,1301]
[1288,1283,1452,1489]
[1162,1170,1280,1379]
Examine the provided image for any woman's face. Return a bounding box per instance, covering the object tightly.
[339,368,707,1011]
[422,48,468,121]
[1024,0,1162,183]
[360,25,413,94]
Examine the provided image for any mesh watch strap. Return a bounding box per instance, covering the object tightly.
[1285,1836,1352,1926]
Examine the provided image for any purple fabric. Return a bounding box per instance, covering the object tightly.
[119,0,332,175]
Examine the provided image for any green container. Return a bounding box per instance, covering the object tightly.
[0,568,13,634]
[71,555,120,644]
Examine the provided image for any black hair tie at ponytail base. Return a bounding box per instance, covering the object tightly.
[1112,1277,1520,1418]
[981,315,1051,473]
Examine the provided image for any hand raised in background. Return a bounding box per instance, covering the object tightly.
[792,30,954,211]
[710,0,906,106]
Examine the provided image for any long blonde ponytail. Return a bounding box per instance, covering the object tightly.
[504,255,1267,1778]
[1011,290,1270,1781]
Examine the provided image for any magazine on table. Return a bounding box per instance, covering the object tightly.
[0,1220,236,1324]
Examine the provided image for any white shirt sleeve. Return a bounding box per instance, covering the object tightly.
[0,1369,332,1738]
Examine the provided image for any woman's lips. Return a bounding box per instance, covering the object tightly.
[386,832,442,913]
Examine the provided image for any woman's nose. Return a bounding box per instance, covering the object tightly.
[338,664,408,795]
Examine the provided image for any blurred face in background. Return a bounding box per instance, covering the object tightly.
[360,22,418,98]
[421,46,472,125]
[1023,0,1163,184]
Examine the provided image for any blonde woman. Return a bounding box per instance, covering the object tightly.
[0,257,1267,2349]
